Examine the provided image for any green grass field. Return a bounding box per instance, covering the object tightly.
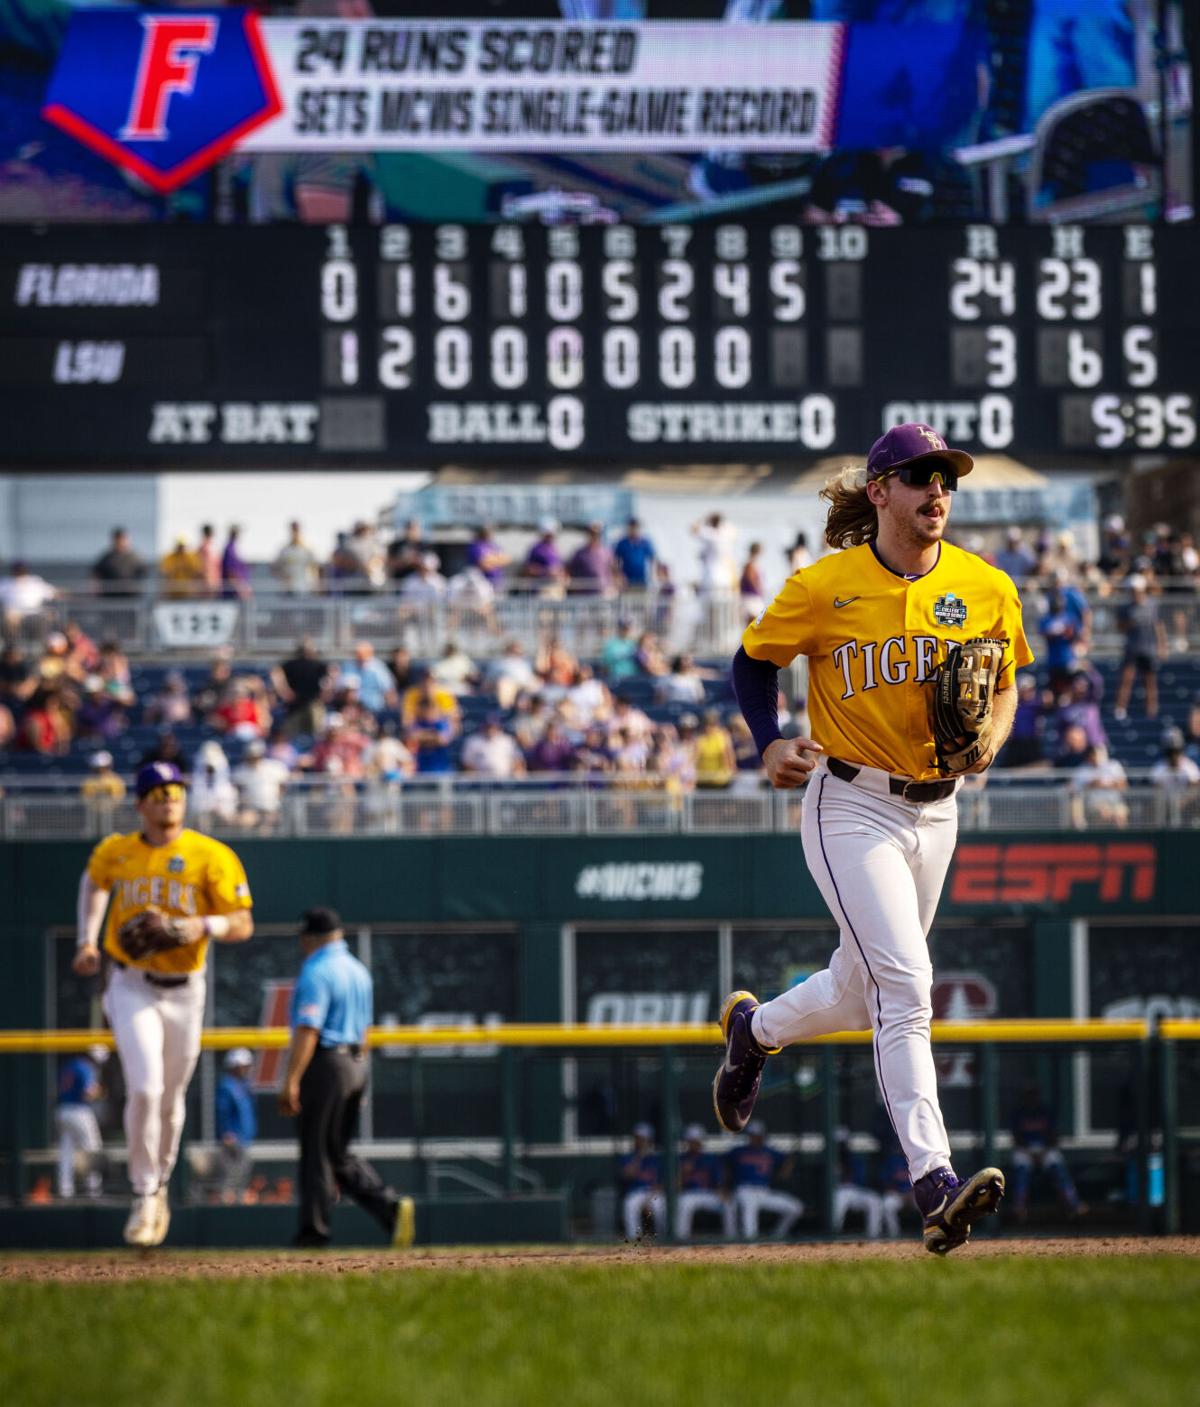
[3,1254,1198,1407]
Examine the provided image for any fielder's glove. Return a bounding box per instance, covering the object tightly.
[116,907,190,962]
[930,637,1006,775]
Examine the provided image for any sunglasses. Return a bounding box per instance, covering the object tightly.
[140,783,186,802]
[875,461,958,492]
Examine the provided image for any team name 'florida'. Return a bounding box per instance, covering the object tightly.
[831,636,944,700]
[117,876,198,914]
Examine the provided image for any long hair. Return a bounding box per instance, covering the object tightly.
[820,465,878,550]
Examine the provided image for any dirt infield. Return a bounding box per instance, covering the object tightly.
[3,1237,1197,1282]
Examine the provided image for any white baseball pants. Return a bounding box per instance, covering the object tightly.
[103,965,206,1196]
[734,1186,804,1239]
[623,1188,667,1241]
[55,1105,102,1197]
[880,1190,904,1237]
[833,1184,884,1238]
[752,761,958,1184]
[675,1191,735,1240]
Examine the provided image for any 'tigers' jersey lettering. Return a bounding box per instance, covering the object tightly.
[832,635,941,700]
[116,875,198,914]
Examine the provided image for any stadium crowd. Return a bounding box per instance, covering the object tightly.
[5,511,1196,609]
[1,515,1199,829]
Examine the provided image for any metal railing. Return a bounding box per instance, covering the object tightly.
[1,772,1198,840]
[8,585,1200,660]
[0,1020,1171,1236]
[8,589,745,659]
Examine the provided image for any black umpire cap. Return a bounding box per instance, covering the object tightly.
[298,906,342,937]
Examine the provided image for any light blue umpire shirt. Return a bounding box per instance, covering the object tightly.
[290,938,373,1049]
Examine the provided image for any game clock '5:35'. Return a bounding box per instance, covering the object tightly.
[1089,394,1197,450]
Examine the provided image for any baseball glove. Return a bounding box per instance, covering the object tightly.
[930,637,1006,775]
[116,907,189,962]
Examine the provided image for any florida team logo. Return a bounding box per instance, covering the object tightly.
[42,9,282,193]
[933,592,968,627]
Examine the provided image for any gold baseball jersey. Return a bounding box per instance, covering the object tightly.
[743,540,1034,781]
[87,828,253,975]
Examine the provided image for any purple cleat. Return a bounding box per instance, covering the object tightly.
[913,1166,1006,1255]
[712,990,780,1133]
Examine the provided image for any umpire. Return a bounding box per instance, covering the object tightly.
[279,907,411,1249]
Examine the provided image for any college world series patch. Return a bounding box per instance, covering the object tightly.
[933,592,968,627]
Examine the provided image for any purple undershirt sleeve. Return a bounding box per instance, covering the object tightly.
[731,646,782,758]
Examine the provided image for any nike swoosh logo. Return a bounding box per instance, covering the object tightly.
[928,1195,948,1217]
[833,597,860,609]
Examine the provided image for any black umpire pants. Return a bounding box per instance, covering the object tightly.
[297,1047,397,1244]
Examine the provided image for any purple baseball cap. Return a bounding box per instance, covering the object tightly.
[135,761,187,797]
[866,423,974,481]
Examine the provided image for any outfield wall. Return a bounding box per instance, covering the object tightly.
[2,833,1198,1236]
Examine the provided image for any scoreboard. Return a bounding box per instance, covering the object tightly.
[2,221,1198,467]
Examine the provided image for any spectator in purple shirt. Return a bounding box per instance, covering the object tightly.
[521,518,567,595]
[567,522,616,596]
[222,526,253,600]
[75,675,126,742]
[1057,670,1108,751]
[995,673,1048,770]
[466,524,510,588]
[526,719,577,774]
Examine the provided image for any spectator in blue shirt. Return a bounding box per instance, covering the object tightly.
[216,1048,257,1204]
[407,697,454,773]
[620,1122,666,1242]
[995,527,1037,587]
[728,1121,804,1240]
[279,907,409,1248]
[339,642,398,717]
[600,620,639,682]
[1039,577,1091,699]
[56,1045,107,1199]
[675,1123,733,1240]
[1009,1084,1086,1222]
[613,518,656,589]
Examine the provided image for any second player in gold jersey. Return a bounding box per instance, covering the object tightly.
[744,538,1033,782]
[88,826,252,975]
[73,761,254,1249]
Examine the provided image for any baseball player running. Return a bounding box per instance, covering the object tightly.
[716,423,1032,1254]
[72,761,254,1247]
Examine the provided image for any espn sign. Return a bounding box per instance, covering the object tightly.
[951,842,1156,907]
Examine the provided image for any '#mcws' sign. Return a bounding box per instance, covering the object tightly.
[575,862,703,902]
